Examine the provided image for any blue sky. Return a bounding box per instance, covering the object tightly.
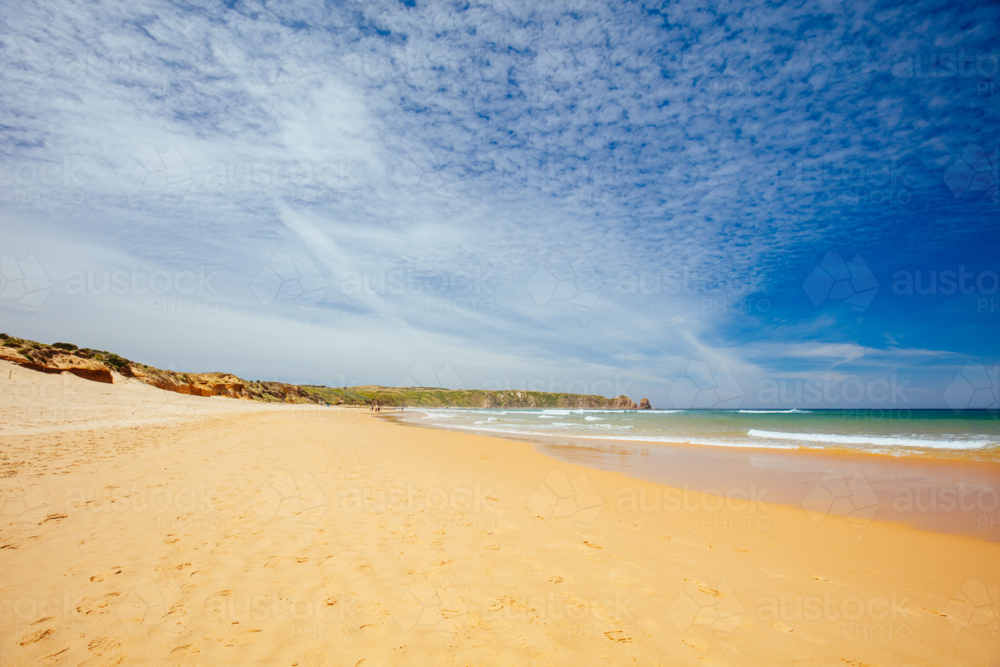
[1,0,997,409]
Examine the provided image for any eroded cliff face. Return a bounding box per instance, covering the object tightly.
[612,395,639,409]
[638,398,652,409]
[129,367,245,398]
[121,367,322,404]
[0,345,114,383]
[0,336,323,405]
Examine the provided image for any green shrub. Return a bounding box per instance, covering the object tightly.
[52,342,78,351]
[104,354,130,370]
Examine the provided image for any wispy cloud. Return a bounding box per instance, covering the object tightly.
[1,0,996,406]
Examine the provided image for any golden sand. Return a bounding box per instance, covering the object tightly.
[1,360,997,666]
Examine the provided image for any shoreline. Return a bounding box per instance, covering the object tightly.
[381,411,1000,543]
[385,407,1000,462]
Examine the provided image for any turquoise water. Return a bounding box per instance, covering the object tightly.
[413,408,1000,455]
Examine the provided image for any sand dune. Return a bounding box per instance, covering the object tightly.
[1,361,997,666]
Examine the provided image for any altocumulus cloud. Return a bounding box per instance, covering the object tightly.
[0,0,997,407]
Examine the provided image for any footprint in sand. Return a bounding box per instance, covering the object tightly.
[89,637,122,655]
[90,568,124,582]
[18,627,53,646]
[604,630,633,643]
[76,592,122,615]
[773,622,795,633]
[807,574,829,581]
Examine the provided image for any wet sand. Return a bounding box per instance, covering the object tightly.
[388,412,1000,542]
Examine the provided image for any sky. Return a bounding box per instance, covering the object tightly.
[1,0,998,410]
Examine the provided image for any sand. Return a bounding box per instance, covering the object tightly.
[1,360,998,666]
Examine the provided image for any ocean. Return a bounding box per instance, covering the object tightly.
[409,408,1000,457]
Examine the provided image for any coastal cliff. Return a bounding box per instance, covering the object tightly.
[0,334,650,410]
[0,335,323,405]
[317,387,640,409]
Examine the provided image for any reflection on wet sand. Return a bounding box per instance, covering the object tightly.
[387,412,1000,542]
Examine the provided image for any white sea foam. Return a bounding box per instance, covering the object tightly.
[747,429,996,450]
[737,409,812,414]
[585,416,604,421]
[429,423,799,448]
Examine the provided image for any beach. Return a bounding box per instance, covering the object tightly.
[2,361,998,666]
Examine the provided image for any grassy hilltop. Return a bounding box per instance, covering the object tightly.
[305,385,636,409]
